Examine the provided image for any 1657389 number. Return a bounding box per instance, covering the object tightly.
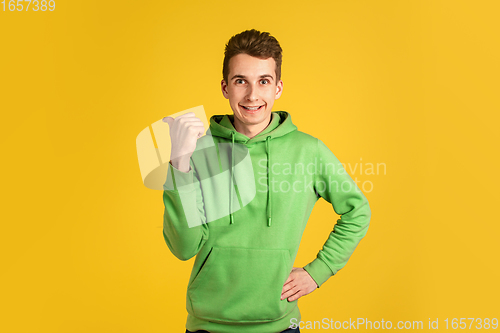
[2,0,55,11]
[444,318,498,329]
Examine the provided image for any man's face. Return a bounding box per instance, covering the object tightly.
[221,53,283,132]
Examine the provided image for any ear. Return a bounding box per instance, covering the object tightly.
[221,79,229,99]
[274,79,284,100]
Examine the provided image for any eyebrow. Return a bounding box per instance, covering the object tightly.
[231,74,274,81]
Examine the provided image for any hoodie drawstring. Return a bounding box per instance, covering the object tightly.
[228,132,272,227]
[266,136,272,227]
[229,132,235,225]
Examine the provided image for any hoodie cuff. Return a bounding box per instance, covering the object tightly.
[163,161,195,192]
[303,258,334,288]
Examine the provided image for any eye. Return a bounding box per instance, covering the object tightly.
[260,79,270,85]
[235,79,245,84]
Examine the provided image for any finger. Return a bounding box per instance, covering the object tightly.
[188,125,205,136]
[177,118,205,127]
[283,274,294,287]
[162,112,198,123]
[195,126,206,138]
[281,282,297,296]
[281,282,294,296]
[281,286,300,300]
[287,290,303,302]
[162,116,174,125]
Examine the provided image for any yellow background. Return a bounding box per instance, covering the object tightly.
[1,0,499,332]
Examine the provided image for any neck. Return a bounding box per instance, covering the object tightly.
[233,114,272,139]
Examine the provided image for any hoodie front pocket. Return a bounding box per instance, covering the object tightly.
[187,246,295,323]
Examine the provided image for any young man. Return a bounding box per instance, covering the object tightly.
[162,29,371,333]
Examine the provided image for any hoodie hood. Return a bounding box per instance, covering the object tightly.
[207,111,298,227]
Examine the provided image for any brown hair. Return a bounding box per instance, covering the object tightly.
[222,29,283,84]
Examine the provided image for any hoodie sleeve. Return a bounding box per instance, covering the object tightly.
[303,139,371,288]
[162,160,209,261]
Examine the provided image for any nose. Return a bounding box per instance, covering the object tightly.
[246,83,258,102]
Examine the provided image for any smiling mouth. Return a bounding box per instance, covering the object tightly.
[240,105,264,111]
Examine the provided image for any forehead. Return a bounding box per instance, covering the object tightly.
[228,53,276,79]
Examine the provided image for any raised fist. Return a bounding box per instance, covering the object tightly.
[162,112,205,172]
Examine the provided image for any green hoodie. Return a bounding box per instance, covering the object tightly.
[163,111,371,333]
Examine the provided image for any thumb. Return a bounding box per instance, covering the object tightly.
[162,116,174,126]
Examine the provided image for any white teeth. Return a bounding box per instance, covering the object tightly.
[242,106,262,110]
